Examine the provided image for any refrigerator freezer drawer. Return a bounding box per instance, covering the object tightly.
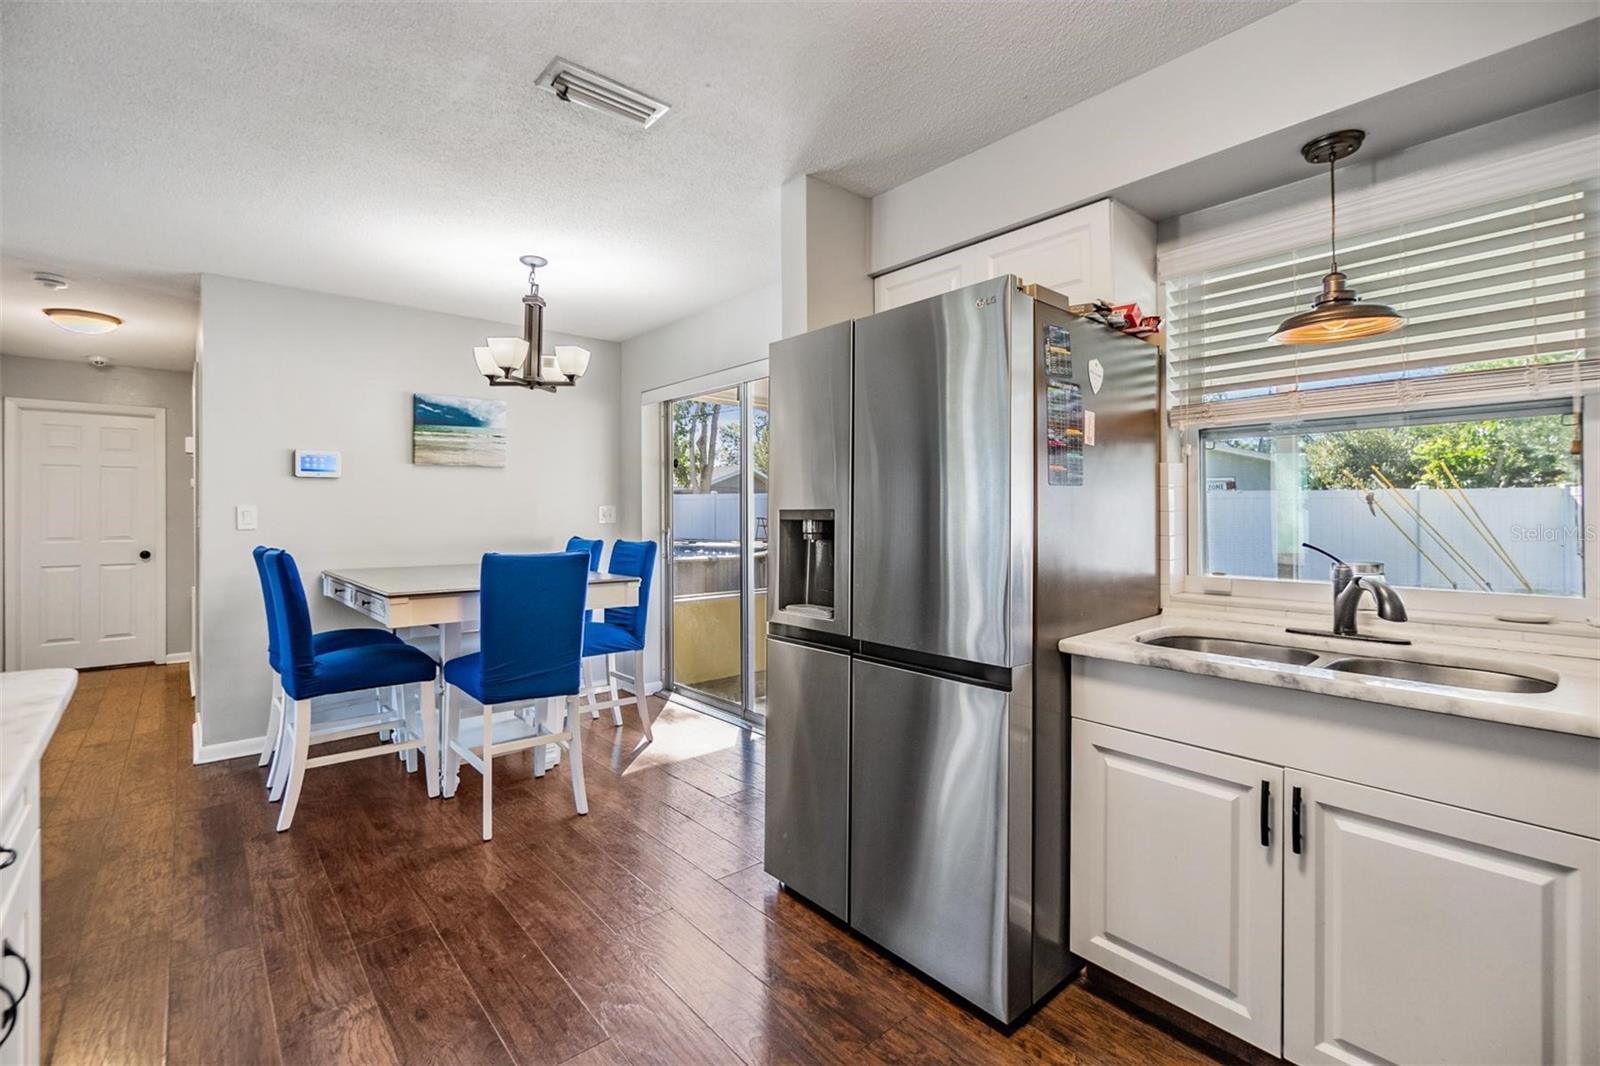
[763,636,851,920]
[849,657,1031,1021]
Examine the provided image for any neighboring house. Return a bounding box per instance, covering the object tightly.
[1205,443,1272,491]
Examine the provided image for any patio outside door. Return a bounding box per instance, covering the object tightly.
[662,379,768,723]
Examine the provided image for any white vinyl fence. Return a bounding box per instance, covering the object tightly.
[1206,487,1584,596]
[671,492,769,544]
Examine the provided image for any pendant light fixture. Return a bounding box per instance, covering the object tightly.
[1270,130,1405,346]
[474,255,590,391]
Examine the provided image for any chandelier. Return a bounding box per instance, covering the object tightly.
[473,255,590,391]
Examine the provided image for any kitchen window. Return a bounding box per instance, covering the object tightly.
[1198,404,1585,598]
[1165,176,1598,618]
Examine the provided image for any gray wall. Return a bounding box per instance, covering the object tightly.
[1,353,195,658]
[617,283,781,691]
[196,275,621,749]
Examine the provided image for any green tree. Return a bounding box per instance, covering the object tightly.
[673,401,722,492]
[752,407,769,474]
[1301,415,1574,490]
[1303,428,1423,489]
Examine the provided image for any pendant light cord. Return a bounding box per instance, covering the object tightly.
[1328,156,1338,273]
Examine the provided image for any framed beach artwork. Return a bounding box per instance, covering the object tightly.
[412,393,507,467]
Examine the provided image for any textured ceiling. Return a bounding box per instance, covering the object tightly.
[1,1,1284,356]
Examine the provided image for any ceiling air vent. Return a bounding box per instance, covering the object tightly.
[535,58,669,129]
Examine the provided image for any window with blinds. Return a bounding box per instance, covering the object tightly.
[1165,178,1598,428]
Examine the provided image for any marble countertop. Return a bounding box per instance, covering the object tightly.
[1060,617,1600,739]
[1,668,78,815]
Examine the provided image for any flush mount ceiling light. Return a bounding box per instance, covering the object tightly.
[473,255,591,392]
[1270,130,1405,346]
[43,307,123,334]
[535,57,670,128]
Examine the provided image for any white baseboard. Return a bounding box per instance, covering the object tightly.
[191,718,267,765]
[163,651,191,665]
[611,669,664,696]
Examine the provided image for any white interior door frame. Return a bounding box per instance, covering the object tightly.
[3,396,168,670]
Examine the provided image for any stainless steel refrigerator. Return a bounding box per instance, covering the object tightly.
[764,276,1159,1023]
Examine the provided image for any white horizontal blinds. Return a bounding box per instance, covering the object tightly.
[1166,178,1599,428]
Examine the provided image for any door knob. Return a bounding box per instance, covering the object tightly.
[139,550,152,560]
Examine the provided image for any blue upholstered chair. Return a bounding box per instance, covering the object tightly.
[581,539,658,740]
[441,552,591,840]
[252,546,401,780]
[566,535,605,691]
[266,549,441,831]
[565,536,604,571]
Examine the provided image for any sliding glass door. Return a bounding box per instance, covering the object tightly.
[663,378,768,723]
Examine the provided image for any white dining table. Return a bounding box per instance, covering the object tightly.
[320,563,639,663]
[320,563,641,782]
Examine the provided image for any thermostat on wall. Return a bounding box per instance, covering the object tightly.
[293,450,341,478]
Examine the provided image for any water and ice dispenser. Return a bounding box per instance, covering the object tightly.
[777,509,835,617]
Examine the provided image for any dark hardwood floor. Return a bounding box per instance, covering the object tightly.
[39,663,1237,1065]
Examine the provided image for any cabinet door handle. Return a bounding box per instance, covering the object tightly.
[1291,785,1304,855]
[1260,780,1272,848]
[0,845,15,870]
[0,940,31,1049]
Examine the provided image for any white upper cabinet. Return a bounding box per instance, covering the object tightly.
[873,199,1155,313]
[1071,720,1284,1053]
[1283,770,1599,1066]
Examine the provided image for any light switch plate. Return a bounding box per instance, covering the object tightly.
[598,505,617,524]
[235,504,258,531]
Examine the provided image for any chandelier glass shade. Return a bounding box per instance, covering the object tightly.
[475,256,589,391]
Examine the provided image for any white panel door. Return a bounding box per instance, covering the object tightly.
[15,407,160,668]
[1071,720,1284,1054]
[1284,770,1599,1066]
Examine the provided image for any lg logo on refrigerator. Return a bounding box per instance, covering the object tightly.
[975,296,997,308]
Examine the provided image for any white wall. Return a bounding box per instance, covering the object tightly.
[1,354,196,659]
[870,1,1598,274]
[781,175,873,338]
[196,275,621,750]
[616,283,781,691]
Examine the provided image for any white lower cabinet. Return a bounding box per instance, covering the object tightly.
[1072,721,1600,1064]
[1071,721,1284,1051]
[1284,770,1600,1066]
[0,831,40,1066]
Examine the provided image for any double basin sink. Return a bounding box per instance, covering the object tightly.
[1141,634,1557,695]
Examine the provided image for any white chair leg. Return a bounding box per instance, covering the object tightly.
[276,699,312,832]
[481,701,495,841]
[261,675,284,767]
[566,696,588,816]
[586,658,600,720]
[268,698,294,802]
[532,698,549,779]
[419,678,440,799]
[607,654,623,727]
[377,687,392,743]
[401,685,420,773]
[633,649,652,741]
[442,685,461,799]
